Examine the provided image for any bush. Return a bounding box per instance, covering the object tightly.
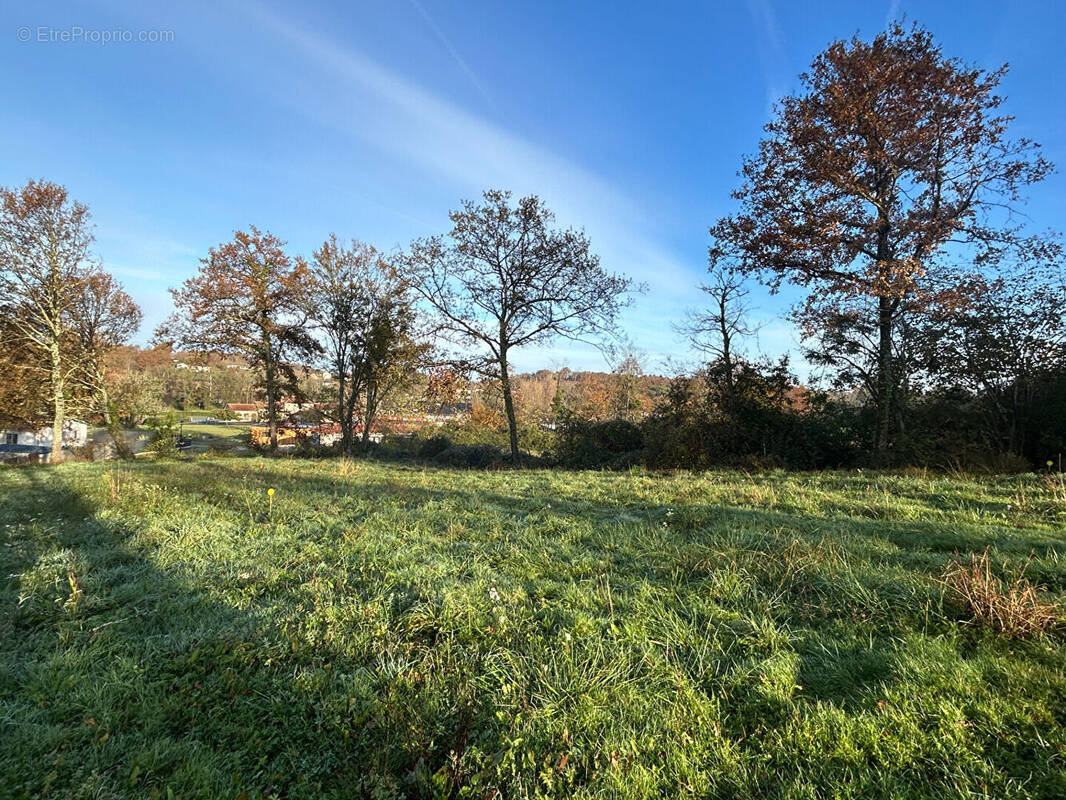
[418,435,453,459]
[146,414,180,458]
[554,416,643,468]
[431,443,507,469]
[640,362,866,471]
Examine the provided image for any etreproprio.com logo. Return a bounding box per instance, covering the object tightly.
[16,26,175,44]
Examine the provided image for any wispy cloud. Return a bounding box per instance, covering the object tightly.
[745,0,790,114]
[885,0,903,29]
[407,0,494,108]
[244,3,700,306]
[95,229,200,285]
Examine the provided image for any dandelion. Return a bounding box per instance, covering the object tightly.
[267,487,275,517]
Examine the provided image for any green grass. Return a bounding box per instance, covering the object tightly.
[178,424,250,455]
[2,459,1066,799]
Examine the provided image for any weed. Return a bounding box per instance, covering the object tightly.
[943,548,1062,637]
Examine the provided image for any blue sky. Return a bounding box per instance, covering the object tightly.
[2,0,1064,375]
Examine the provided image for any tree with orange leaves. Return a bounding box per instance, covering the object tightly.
[710,24,1054,462]
[70,270,142,458]
[157,227,319,452]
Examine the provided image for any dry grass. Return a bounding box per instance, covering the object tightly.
[943,548,1062,637]
[334,457,359,478]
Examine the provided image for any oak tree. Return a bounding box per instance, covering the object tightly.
[710,24,1053,461]
[157,227,318,452]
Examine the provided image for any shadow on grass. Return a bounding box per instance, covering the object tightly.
[0,468,505,799]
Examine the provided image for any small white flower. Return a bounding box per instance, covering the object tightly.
[489,587,500,601]
[564,632,572,641]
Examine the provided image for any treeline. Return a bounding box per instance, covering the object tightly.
[2,23,1064,471]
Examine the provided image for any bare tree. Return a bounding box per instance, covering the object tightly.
[678,260,759,395]
[0,180,94,461]
[405,190,636,464]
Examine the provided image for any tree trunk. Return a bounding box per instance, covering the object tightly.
[360,383,378,454]
[265,362,278,453]
[50,339,65,463]
[719,294,735,398]
[874,295,893,465]
[499,349,520,466]
[100,385,133,460]
[336,366,351,455]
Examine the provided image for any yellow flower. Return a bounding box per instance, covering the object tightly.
[267,488,275,496]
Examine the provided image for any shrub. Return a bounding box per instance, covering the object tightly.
[639,361,860,470]
[146,414,180,458]
[553,416,643,468]
[942,549,1061,637]
[431,443,507,469]
[418,435,453,459]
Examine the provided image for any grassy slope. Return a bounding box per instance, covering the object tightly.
[1,459,1065,799]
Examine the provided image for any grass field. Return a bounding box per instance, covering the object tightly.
[2,459,1066,799]
[177,424,251,455]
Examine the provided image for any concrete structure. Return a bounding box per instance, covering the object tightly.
[0,420,88,462]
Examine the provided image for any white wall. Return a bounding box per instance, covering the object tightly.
[0,420,88,448]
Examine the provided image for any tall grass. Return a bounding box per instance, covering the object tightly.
[943,548,1061,636]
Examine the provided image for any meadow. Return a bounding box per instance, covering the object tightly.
[176,423,252,456]
[2,458,1065,799]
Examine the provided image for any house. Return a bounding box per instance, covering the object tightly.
[280,397,315,415]
[308,423,343,447]
[226,403,260,422]
[0,420,89,462]
[248,422,369,450]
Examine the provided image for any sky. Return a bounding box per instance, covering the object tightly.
[2,0,1064,376]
